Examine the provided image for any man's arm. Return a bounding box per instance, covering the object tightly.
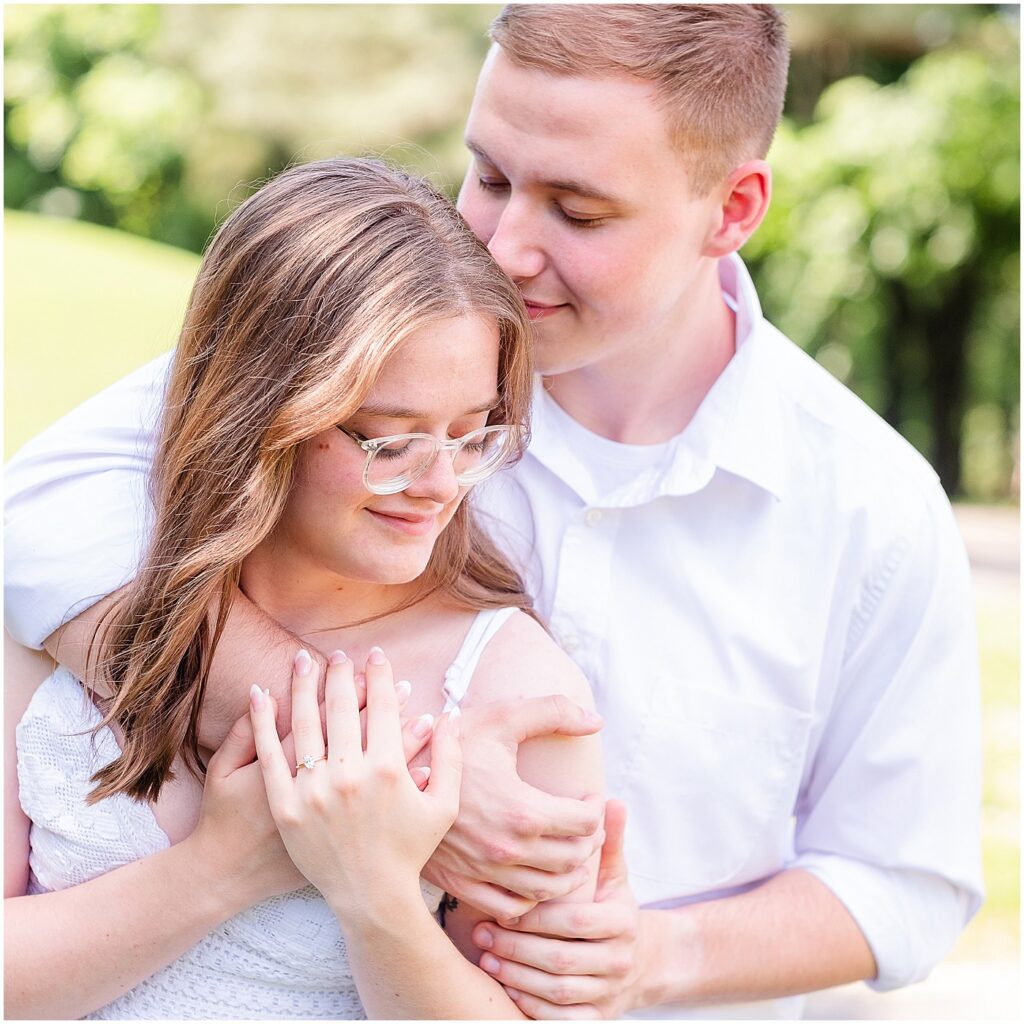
[45,585,325,748]
[473,482,983,1016]
[4,354,328,746]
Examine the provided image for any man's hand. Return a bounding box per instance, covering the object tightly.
[471,800,652,1020]
[421,695,605,922]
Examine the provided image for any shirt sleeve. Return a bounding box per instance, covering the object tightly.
[788,481,984,990]
[4,353,173,649]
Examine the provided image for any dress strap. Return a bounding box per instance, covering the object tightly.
[441,607,519,712]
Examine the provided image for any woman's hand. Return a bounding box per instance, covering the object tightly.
[185,692,308,909]
[249,646,462,927]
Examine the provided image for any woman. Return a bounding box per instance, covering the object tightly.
[5,157,602,1019]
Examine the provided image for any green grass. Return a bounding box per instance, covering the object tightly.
[4,209,199,458]
[954,592,1020,961]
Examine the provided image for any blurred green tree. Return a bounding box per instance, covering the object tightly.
[4,3,1019,498]
[4,4,211,248]
[746,13,1019,498]
[4,4,499,251]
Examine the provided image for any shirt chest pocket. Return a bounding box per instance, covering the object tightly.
[616,679,812,903]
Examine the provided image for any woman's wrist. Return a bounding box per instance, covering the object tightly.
[326,880,435,941]
[179,830,267,920]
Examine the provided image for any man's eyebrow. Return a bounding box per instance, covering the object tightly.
[357,396,501,420]
[465,139,625,205]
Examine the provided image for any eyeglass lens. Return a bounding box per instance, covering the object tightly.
[366,426,512,490]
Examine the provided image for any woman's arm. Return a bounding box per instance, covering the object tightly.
[442,612,605,969]
[250,621,604,1020]
[421,616,606,921]
[3,637,306,1020]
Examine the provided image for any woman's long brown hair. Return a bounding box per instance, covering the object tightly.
[87,158,534,804]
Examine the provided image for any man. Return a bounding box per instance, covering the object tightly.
[5,5,982,1018]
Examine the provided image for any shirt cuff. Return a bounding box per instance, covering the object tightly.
[789,850,977,991]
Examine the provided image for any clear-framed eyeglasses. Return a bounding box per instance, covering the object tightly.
[336,423,520,495]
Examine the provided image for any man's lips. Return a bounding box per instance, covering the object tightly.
[367,509,437,537]
[524,300,567,322]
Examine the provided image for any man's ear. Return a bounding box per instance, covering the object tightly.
[702,160,772,259]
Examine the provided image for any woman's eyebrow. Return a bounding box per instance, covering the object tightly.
[357,396,500,419]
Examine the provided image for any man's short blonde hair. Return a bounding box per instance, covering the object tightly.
[489,4,790,196]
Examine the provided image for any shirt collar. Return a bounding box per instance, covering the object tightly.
[528,253,789,505]
[689,253,789,503]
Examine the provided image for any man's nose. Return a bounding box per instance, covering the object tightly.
[486,199,546,283]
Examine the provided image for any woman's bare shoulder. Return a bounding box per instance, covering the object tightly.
[4,635,57,717]
[464,610,595,713]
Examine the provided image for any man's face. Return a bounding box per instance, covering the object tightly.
[457,46,723,377]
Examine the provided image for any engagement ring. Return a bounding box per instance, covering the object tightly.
[296,754,327,771]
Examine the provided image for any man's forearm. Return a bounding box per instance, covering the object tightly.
[641,868,877,1008]
[45,585,321,747]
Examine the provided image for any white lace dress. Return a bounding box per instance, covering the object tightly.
[16,607,517,1020]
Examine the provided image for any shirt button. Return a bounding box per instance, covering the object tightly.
[563,635,581,652]
[585,509,603,526]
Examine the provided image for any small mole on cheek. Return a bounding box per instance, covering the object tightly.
[317,442,330,451]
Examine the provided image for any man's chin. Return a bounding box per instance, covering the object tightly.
[534,347,591,378]
[532,335,574,377]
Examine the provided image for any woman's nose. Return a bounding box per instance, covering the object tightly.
[403,447,461,504]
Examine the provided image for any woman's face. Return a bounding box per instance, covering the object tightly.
[273,313,503,586]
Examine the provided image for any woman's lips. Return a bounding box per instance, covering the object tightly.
[367,509,436,537]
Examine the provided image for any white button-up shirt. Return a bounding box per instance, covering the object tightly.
[473,255,983,1014]
[4,255,983,1018]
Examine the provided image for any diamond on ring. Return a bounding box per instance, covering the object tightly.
[295,754,326,771]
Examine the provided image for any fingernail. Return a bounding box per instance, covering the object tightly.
[368,646,386,665]
[480,952,500,974]
[415,766,431,782]
[505,916,520,926]
[329,649,347,666]
[476,926,494,949]
[249,683,265,711]
[449,705,461,736]
[413,713,434,738]
[294,649,313,676]
[395,679,412,702]
[506,988,522,1000]
[587,710,603,727]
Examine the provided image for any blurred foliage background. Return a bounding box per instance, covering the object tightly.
[4,3,1019,502]
[3,2,1020,1001]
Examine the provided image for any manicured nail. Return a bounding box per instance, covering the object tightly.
[480,953,500,974]
[476,926,494,949]
[413,713,434,738]
[414,766,431,785]
[368,646,386,665]
[294,649,313,676]
[249,683,265,711]
[329,650,347,666]
[395,680,412,702]
[449,704,461,737]
[505,989,522,1000]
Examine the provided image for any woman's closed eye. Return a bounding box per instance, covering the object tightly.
[373,444,414,462]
